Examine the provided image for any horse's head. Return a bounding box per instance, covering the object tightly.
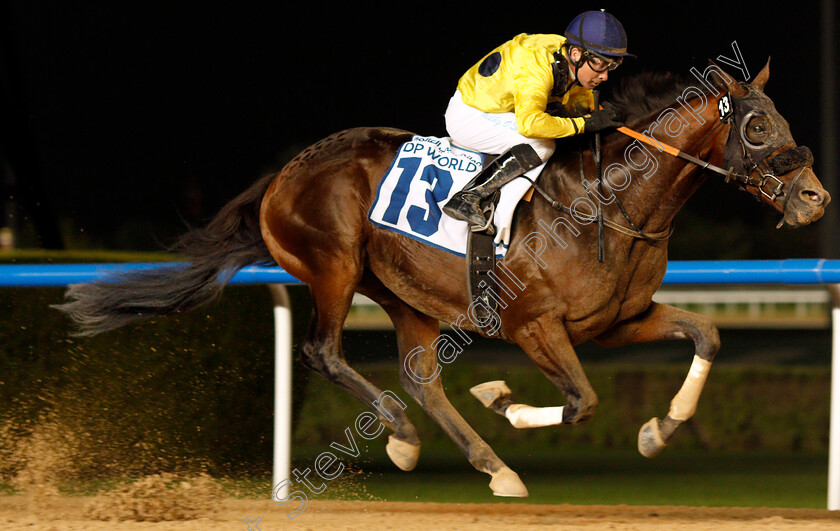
[710,60,830,228]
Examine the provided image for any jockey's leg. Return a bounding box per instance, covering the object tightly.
[492,158,550,247]
[443,91,554,231]
[442,144,543,228]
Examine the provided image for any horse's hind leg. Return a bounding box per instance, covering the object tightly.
[302,272,422,471]
[382,297,528,497]
[593,302,720,457]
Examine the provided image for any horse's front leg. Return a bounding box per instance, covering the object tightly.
[593,302,720,457]
[473,314,601,427]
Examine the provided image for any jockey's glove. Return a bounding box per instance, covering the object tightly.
[582,103,624,133]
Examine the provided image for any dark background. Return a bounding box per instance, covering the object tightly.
[1,1,838,257]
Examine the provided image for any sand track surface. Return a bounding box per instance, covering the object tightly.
[1,497,840,530]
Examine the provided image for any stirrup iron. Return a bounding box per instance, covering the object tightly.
[443,144,542,231]
[470,202,496,233]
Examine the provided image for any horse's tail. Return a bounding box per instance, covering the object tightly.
[53,173,277,336]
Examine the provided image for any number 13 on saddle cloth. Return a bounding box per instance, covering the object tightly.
[369,135,524,258]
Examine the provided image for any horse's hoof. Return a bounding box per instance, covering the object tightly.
[386,435,420,471]
[470,380,512,408]
[489,466,529,497]
[638,417,667,458]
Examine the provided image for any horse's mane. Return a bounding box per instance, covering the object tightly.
[548,70,710,158]
[551,70,709,127]
[607,70,706,125]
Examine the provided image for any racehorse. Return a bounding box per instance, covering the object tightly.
[55,61,829,497]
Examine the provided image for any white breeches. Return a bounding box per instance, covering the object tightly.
[444,91,555,247]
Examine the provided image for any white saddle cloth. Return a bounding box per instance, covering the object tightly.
[369,135,528,257]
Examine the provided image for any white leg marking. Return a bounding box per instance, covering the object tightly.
[504,404,565,429]
[668,355,712,421]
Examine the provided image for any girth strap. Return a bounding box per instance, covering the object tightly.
[466,229,499,337]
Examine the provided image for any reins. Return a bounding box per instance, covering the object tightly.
[616,124,778,197]
[524,88,813,258]
[615,90,810,207]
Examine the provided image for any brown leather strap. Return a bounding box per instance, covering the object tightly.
[467,229,499,337]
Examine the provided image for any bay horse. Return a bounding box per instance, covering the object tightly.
[55,61,829,497]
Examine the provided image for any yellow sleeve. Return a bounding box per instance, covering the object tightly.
[511,48,586,139]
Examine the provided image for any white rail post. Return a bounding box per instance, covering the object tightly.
[829,284,840,510]
[269,284,292,501]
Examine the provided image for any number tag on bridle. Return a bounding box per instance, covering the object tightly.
[717,93,733,121]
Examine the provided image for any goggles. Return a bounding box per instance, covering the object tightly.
[585,51,622,72]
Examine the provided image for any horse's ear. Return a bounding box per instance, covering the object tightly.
[706,59,748,97]
[751,57,771,91]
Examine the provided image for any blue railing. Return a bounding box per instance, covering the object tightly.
[0,262,302,287]
[661,259,840,285]
[1,259,839,287]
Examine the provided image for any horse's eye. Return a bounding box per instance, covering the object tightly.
[745,115,771,145]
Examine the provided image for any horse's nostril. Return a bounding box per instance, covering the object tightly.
[801,190,822,203]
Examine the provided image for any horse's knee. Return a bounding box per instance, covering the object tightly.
[562,391,599,425]
[398,342,443,398]
[300,341,320,372]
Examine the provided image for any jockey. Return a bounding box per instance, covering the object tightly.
[442,10,634,247]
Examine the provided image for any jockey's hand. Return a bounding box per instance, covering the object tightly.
[582,103,624,133]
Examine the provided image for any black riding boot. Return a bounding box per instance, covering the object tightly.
[442,144,543,229]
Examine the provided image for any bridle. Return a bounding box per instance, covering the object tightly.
[717,85,813,209]
[523,82,814,257]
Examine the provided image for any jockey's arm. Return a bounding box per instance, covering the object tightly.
[512,64,587,140]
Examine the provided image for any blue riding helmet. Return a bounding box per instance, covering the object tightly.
[564,10,635,58]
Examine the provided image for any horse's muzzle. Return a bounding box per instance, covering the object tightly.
[780,167,830,227]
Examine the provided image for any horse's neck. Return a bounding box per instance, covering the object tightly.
[590,99,726,232]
